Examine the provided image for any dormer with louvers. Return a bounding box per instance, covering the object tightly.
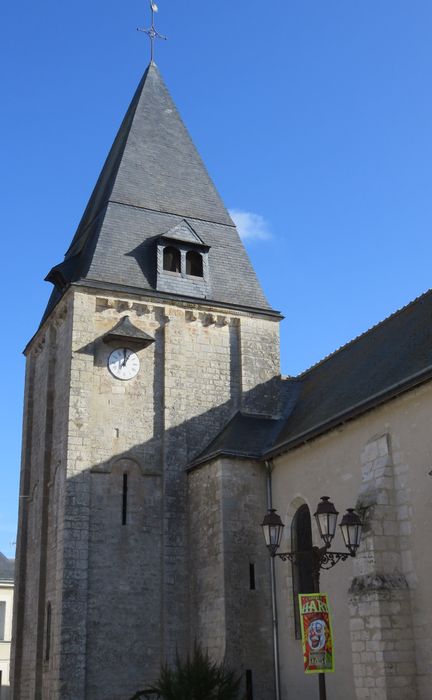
[157,220,210,299]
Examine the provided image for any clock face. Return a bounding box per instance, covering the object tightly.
[108,348,140,380]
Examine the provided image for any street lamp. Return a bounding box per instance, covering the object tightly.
[314,496,339,547]
[340,508,363,556]
[261,497,363,700]
[261,508,284,556]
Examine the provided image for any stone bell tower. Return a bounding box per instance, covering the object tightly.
[12,61,281,700]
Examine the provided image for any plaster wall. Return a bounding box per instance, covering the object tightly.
[271,380,432,700]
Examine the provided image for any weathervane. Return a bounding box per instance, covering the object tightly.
[137,1,167,64]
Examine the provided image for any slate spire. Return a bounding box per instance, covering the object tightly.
[44,64,276,320]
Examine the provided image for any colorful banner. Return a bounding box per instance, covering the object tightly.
[299,593,334,674]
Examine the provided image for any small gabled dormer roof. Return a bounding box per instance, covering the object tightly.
[159,220,209,249]
[41,62,280,325]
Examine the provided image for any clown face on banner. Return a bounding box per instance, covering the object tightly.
[299,593,334,673]
[308,619,327,651]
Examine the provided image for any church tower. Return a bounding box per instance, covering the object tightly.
[12,59,281,700]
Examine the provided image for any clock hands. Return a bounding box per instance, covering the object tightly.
[122,348,128,367]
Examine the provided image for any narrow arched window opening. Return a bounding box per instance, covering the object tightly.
[249,563,256,590]
[186,250,203,277]
[122,473,128,526]
[45,602,52,661]
[163,246,181,273]
[291,504,315,639]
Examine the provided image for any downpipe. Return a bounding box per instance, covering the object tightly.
[265,460,281,700]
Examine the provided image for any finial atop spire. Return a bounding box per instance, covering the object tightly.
[137,1,167,65]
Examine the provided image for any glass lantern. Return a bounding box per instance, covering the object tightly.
[340,508,363,556]
[314,497,339,547]
[261,509,285,556]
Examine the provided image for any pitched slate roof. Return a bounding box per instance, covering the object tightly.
[188,413,283,470]
[191,289,432,466]
[189,379,301,468]
[271,289,432,453]
[42,63,276,323]
[0,553,15,582]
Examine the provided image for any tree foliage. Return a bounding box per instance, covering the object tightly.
[130,643,244,700]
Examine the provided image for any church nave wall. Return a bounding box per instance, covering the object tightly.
[271,380,432,700]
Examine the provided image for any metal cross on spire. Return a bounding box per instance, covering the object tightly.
[137,1,167,65]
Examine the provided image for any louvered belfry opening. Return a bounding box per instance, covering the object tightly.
[186,250,203,277]
[163,246,181,273]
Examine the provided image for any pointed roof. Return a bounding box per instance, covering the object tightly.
[42,64,277,322]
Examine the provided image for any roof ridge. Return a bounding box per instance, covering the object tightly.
[297,288,432,379]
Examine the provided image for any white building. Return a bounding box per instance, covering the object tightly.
[0,554,14,700]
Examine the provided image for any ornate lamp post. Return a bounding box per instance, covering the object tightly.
[261,497,363,700]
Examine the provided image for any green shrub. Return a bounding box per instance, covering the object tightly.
[130,643,243,700]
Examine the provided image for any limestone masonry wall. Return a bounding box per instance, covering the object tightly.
[12,297,72,700]
[188,457,275,700]
[15,286,280,700]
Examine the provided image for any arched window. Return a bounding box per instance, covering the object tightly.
[186,250,203,277]
[291,504,315,639]
[163,246,181,273]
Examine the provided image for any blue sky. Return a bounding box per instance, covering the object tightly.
[1,1,432,557]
